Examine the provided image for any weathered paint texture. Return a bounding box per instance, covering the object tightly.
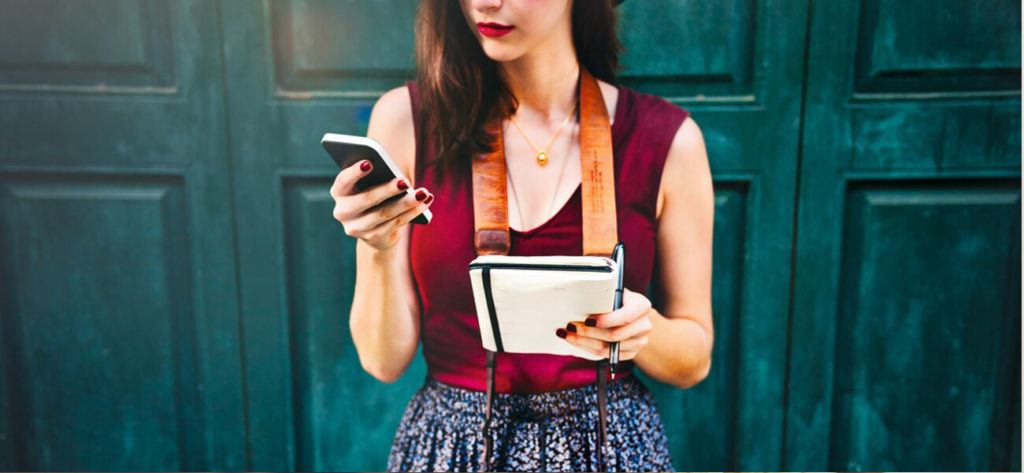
[0,0,1018,470]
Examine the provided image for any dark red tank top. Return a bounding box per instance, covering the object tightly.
[406,80,690,393]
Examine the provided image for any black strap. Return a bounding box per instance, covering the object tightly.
[482,351,496,472]
[482,354,609,472]
[596,359,608,471]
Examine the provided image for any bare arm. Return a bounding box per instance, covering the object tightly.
[333,86,428,382]
[633,116,715,388]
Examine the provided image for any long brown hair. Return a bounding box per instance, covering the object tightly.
[414,0,623,176]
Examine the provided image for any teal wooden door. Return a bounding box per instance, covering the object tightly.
[217,0,428,471]
[0,0,246,470]
[618,0,808,470]
[785,0,1021,471]
[0,0,1019,471]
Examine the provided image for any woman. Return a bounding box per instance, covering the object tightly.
[329,0,714,471]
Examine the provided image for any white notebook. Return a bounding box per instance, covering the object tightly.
[467,255,620,360]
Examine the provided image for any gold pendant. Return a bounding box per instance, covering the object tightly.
[536,151,548,166]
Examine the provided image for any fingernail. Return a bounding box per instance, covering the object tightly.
[396,179,409,191]
[415,189,427,201]
[565,323,577,333]
[424,194,434,205]
[585,318,597,327]
[360,160,371,172]
[555,328,567,339]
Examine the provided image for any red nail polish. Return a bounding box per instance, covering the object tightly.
[556,328,567,339]
[585,318,597,327]
[396,179,409,191]
[360,160,371,172]
[424,194,434,205]
[415,189,427,201]
[566,323,577,333]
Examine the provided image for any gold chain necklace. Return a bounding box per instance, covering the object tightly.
[505,121,575,230]
[509,100,578,166]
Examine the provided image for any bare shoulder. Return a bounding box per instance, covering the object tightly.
[656,116,712,220]
[367,85,417,180]
[595,79,620,125]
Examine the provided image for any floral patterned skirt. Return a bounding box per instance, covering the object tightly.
[386,374,675,472]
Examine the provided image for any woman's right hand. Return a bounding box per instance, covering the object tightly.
[330,159,434,252]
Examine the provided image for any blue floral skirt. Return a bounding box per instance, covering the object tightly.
[386,374,675,472]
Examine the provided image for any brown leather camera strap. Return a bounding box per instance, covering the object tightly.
[473,66,616,472]
[471,117,510,255]
[472,66,617,256]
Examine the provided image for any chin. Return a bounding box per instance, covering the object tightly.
[478,41,524,63]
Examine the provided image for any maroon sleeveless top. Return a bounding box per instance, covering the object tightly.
[406,80,690,393]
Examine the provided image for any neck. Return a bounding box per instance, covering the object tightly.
[498,45,580,124]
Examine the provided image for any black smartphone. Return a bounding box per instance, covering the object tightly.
[321,133,432,225]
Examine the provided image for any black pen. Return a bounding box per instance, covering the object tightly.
[609,243,625,379]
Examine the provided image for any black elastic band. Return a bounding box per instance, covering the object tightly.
[481,266,504,352]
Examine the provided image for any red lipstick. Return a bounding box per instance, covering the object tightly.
[477,22,514,38]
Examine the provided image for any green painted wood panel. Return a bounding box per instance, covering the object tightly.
[281,180,428,471]
[0,0,246,470]
[622,0,808,470]
[218,0,426,470]
[1,176,192,470]
[830,183,1020,471]
[786,0,1021,470]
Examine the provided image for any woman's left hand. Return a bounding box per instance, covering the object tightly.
[557,288,653,361]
